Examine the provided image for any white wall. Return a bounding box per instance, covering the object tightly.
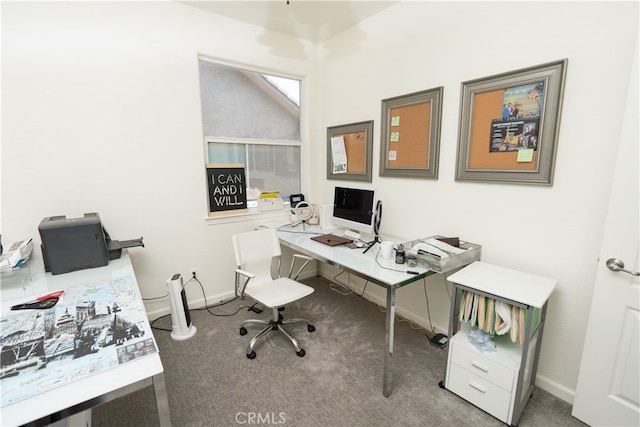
[1,2,318,311]
[315,1,638,403]
[2,0,638,406]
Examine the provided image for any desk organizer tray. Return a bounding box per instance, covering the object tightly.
[403,235,481,273]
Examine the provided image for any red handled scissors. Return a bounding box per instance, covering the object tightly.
[10,290,64,310]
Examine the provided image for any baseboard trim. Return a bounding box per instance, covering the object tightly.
[145,271,318,322]
[533,374,575,404]
[145,290,237,320]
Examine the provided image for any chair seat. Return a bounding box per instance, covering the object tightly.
[245,277,314,308]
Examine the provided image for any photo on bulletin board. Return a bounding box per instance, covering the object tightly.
[455,59,568,185]
[379,87,443,179]
[326,120,373,182]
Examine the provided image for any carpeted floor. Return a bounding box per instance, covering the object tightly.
[92,276,586,427]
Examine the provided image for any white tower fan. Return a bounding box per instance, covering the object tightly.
[166,273,197,340]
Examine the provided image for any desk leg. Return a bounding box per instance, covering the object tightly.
[383,286,396,398]
[152,373,172,426]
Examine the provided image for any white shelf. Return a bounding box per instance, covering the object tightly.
[447,261,556,308]
[451,323,524,371]
[444,261,556,426]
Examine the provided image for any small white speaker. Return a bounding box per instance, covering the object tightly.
[166,273,196,341]
[319,204,337,230]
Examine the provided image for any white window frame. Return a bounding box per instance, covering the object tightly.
[199,56,305,224]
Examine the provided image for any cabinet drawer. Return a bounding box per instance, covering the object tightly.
[450,342,515,391]
[448,365,511,423]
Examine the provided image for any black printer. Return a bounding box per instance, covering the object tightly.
[38,213,143,275]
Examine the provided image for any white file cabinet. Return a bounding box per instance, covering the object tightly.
[441,261,556,426]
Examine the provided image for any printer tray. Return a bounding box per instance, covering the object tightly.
[107,238,144,260]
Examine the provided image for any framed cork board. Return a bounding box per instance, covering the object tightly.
[379,87,443,179]
[327,120,373,182]
[455,59,568,185]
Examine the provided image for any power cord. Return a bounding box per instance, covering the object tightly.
[422,277,448,349]
[373,246,409,273]
[150,275,253,333]
[330,264,441,340]
[143,295,168,301]
[150,314,172,332]
[329,271,353,295]
[189,276,253,317]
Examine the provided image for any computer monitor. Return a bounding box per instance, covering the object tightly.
[332,186,379,238]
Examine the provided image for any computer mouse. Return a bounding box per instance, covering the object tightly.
[354,240,365,248]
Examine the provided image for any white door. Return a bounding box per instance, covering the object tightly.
[572,39,639,426]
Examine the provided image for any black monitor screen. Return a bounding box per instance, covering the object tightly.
[333,187,374,226]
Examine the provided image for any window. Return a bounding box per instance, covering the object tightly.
[198,58,302,209]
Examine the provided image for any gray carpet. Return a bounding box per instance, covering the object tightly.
[92,276,586,427]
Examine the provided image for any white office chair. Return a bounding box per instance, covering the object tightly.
[232,228,316,359]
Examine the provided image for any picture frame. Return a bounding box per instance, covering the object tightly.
[455,59,568,185]
[327,120,373,182]
[379,87,443,179]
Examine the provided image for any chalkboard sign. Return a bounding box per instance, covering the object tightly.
[206,164,247,214]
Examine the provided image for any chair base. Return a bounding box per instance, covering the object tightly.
[240,307,315,359]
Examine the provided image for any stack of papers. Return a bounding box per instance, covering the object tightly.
[257,192,284,212]
[0,239,33,270]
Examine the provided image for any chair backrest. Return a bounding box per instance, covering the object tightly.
[232,228,282,281]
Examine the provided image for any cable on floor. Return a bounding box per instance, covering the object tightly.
[150,275,253,333]
[329,267,429,333]
[143,295,168,301]
[330,271,353,295]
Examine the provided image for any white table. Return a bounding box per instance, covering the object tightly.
[278,228,448,397]
[0,252,171,426]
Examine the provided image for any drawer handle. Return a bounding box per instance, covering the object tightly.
[469,381,486,393]
[471,361,489,372]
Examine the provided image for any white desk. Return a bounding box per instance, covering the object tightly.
[0,253,171,427]
[278,229,435,398]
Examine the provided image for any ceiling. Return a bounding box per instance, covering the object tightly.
[180,1,397,44]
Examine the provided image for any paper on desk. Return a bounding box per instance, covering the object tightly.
[425,238,467,255]
[0,239,33,270]
[411,242,450,258]
[331,136,347,174]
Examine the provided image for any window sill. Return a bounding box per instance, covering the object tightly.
[205,207,291,226]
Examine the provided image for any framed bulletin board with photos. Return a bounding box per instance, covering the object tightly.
[455,59,568,185]
[327,120,373,182]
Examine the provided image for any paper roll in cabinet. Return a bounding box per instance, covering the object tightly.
[440,262,556,426]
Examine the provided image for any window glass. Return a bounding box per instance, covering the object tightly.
[206,142,301,202]
[199,59,301,207]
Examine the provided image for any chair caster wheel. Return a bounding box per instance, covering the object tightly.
[247,351,256,359]
[296,349,306,357]
[308,324,316,333]
[239,327,247,336]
